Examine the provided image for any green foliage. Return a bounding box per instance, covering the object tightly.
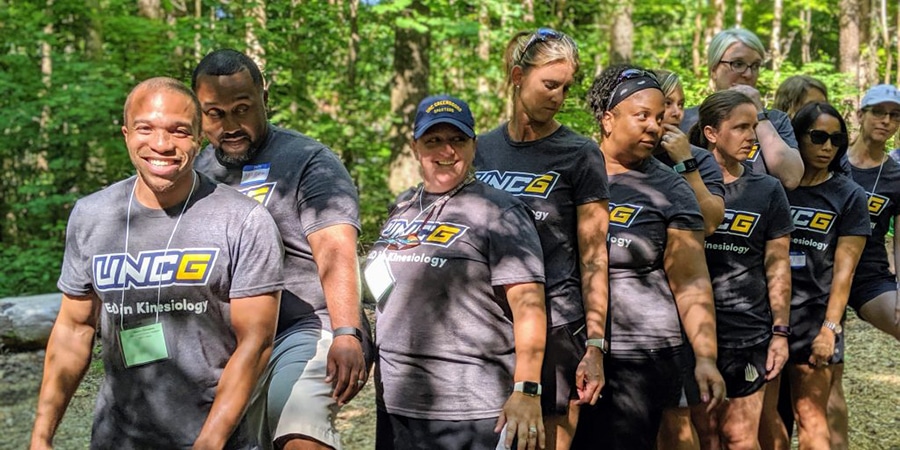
[1,0,898,297]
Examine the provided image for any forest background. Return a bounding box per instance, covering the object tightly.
[2,0,900,297]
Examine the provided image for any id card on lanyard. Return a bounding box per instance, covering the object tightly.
[120,322,170,368]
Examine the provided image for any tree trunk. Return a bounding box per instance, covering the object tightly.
[348,0,360,88]
[839,0,861,85]
[138,0,162,19]
[692,0,704,77]
[711,0,725,36]
[880,0,892,83]
[609,0,633,65]
[863,0,878,88]
[476,1,493,128]
[523,0,534,23]
[771,0,783,81]
[735,0,743,27]
[387,2,430,195]
[245,0,267,73]
[801,8,812,65]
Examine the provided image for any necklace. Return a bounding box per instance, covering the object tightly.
[120,171,198,328]
[868,154,887,195]
[385,172,475,249]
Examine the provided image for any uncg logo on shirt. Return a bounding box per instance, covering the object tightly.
[238,182,277,206]
[609,203,643,228]
[475,170,560,198]
[746,143,761,162]
[93,249,220,291]
[790,207,836,234]
[379,219,469,248]
[716,210,760,237]
[867,192,889,216]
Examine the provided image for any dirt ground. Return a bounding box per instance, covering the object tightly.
[2,311,897,449]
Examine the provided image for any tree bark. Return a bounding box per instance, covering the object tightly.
[711,0,725,36]
[801,8,812,65]
[609,0,634,65]
[137,0,162,19]
[245,0,267,74]
[523,0,534,23]
[387,2,430,195]
[735,0,743,27]
[771,0,783,81]
[839,0,861,84]
[879,0,892,83]
[692,0,704,77]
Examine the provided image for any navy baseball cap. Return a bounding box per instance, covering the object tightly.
[413,95,476,140]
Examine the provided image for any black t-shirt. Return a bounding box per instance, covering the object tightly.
[842,155,900,283]
[705,170,794,348]
[606,157,705,351]
[475,124,609,326]
[654,145,726,200]
[785,174,871,308]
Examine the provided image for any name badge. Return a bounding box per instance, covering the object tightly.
[120,322,170,368]
[364,252,395,310]
[241,163,270,186]
[790,251,807,269]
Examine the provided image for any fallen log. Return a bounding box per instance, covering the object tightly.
[0,293,61,351]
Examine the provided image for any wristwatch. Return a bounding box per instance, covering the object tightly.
[585,337,609,354]
[758,109,770,122]
[672,158,699,174]
[772,325,792,337]
[513,381,542,397]
[333,326,365,342]
[822,321,843,334]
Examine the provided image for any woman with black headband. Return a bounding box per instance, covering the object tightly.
[759,102,869,450]
[572,65,725,450]
[474,29,610,449]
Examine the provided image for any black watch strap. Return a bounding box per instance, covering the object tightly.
[772,325,792,337]
[333,326,364,342]
[673,158,699,174]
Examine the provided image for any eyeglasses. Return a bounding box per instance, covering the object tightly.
[807,130,848,147]
[864,108,900,123]
[606,69,659,111]
[718,60,762,75]
[519,28,564,64]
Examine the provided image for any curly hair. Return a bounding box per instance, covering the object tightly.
[587,64,644,123]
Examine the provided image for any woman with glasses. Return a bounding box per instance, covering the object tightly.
[367,95,548,450]
[761,102,869,450]
[474,28,610,449]
[683,90,794,450]
[844,84,900,342]
[680,28,804,190]
[572,65,725,450]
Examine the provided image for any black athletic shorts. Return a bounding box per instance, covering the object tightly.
[716,339,770,398]
[375,409,499,450]
[541,319,587,415]
[847,275,896,313]
[571,346,684,450]
[788,304,844,365]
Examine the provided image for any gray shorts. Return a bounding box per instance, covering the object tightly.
[248,328,341,449]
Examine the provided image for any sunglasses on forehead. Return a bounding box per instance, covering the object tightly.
[519,28,565,63]
[605,69,659,111]
[807,130,848,147]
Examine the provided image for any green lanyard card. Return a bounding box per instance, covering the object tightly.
[119,322,170,368]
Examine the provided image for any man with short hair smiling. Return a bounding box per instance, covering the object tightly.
[31,77,284,449]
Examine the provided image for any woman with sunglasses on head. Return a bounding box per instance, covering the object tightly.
[760,102,869,450]
[680,28,804,190]
[844,85,900,343]
[367,95,548,450]
[682,90,794,450]
[572,65,725,450]
[474,28,610,449]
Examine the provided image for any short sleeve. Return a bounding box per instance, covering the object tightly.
[770,109,799,149]
[694,147,725,199]
[57,201,93,296]
[572,140,610,204]
[297,148,360,235]
[488,203,545,287]
[229,204,286,299]
[664,177,705,232]
[765,180,795,239]
[839,184,873,238]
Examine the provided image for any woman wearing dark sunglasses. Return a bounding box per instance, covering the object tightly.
[474,28,610,449]
[680,28,804,191]
[571,65,725,450]
[367,95,549,450]
[760,102,870,450]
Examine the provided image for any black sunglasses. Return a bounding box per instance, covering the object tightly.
[807,130,848,147]
[606,69,659,111]
[519,28,564,64]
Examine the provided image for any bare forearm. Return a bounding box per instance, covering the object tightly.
[683,172,725,236]
[765,237,792,327]
[666,229,717,360]
[310,225,362,329]
[577,201,610,339]
[825,237,866,323]
[194,337,273,449]
[508,283,547,381]
[757,121,803,190]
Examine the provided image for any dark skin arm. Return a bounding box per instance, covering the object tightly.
[193,291,280,449]
[307,223,367,406]
[30,294,100,450]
